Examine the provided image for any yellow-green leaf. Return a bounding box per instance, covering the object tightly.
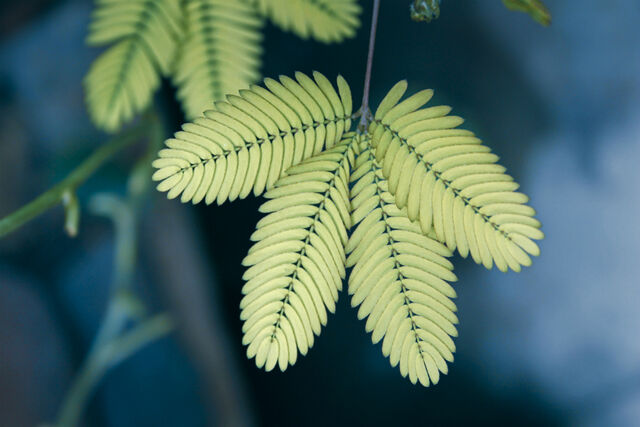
[502,0,551,26]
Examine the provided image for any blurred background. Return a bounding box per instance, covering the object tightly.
[1,1,639,426]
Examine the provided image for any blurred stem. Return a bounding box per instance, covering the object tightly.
[0,116,153,239]
[90,195,137,291]
[358,0,381,132]
[55,312,174,427]
[52,115,170,427]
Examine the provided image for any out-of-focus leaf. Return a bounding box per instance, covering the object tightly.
[502,0,551,26]
[410,0,441,23]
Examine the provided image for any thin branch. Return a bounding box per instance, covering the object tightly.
[90,195,137,290]
[54,312,174,427]
[359,0,381,131]
[146,199,257,427]
[0,117,152,239]
[53,117,171,427]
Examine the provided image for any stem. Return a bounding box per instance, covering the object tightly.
[54,117,171,427]
[55,313,174,427]
[0,118,151,239]
[90,195,137,291]
[359,0,381,131]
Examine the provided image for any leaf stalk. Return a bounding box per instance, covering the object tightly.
[0,116,153,239]
[359,0,381,132]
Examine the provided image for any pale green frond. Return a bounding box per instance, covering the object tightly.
[347,142,458,387]
[152,72,353,204]
[368,84,543,272]
[240,135,357,371]
[253,0,361,43]
[502,0,551,26]
[173,0,264,119]
[84,0,183,132]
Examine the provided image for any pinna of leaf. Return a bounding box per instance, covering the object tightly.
[152,72,542,386]
[83,0,361,132]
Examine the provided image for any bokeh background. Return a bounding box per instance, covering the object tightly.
[1,1,639,426]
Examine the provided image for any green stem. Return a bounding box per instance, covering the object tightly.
[90,195,137,290]
[55,313,174,427]
[0,118,151,239]
[52,114,168,427]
